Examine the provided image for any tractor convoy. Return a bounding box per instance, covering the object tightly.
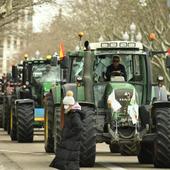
[0,38,170,168]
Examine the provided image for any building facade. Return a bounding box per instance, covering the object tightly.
[0,7,33,76]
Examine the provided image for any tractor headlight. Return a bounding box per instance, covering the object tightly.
[25,81,29,86]
[23,85,27,89]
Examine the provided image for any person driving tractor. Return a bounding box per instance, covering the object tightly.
[106,55,127,81]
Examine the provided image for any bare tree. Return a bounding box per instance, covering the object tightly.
[60,0,170,84]
[0,0,57,28]
[23,0,170,87]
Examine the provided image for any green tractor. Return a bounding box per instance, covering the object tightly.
[10,56,61,142]
[44,56,67,153]
[53,40,170,168]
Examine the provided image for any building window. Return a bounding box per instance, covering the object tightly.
[14,39,17,49]
[20,41,23,49]
[28,14,32,21]
[7,39,10,48]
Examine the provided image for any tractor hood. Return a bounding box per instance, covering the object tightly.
[105,82,139,124]
[105,82,137,101]
[43,82,52,92]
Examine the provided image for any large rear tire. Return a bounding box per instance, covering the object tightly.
[54,106,61,153]
[44,93,54,153]
[17,103,34,143]
[153,107,170,168]
[80,106,96,167]
[10,97,17,141]
[6,96,11,134]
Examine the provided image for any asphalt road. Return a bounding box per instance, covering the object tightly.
[0,128,166,170]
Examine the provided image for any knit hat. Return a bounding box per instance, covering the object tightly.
[63,90,75,109]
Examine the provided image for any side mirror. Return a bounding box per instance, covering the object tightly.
[152,97,158,104]
[168,95,170,101]
[166,56,170,68]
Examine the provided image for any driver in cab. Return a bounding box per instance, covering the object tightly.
[106,55,127,81]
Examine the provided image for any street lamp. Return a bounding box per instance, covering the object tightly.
[122,32,129,41]
[78,32,84,50]
[136,32,142,42]
[75,45,79,51]
[35,50,40,59]
[98,35,104,42]
[139,0,147,6]
[130,22,136,41]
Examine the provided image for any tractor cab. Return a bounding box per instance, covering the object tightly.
[68,41,152,105]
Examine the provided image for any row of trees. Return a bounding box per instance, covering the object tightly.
[25,0,170,83]
[0,0,169,84]
[0,0,57,28]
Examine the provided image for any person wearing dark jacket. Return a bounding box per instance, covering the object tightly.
[106,55,127,81]
[50,90,84,170]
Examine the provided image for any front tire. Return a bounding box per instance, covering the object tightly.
[109,143,120,153]
[44,93,54,153]
[17,103,34,143]
[54,106,61,153]
[80,106,96,167]
[120,143,138,156]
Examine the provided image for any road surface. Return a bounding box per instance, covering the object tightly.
[0,128,163,170]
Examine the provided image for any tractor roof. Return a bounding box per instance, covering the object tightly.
[89,41,144,50]
[67,41,147,57]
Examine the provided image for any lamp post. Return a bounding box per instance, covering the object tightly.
[122,32,129,41]
[130,22,136,41]
[136,32,142,42]
[78,32,84,50]
[35,50,40,59]
[98,35,104,42]
[122,23,142,42]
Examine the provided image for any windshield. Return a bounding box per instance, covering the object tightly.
[32,64,60,83]
[93,54,143,82]
[70,57,84,82]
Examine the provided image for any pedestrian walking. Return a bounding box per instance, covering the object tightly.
[50,90,84,170]
[154,75,169,101]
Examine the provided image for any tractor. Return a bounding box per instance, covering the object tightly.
[43,56,67,153]
[10,56,61,142]
[51,40,170,168]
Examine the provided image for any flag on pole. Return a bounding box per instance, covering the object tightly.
[59,42,64,60]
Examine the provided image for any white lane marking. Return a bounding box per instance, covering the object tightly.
[99,163,127,170]
[0,164,6,170]
[0,149,50,155]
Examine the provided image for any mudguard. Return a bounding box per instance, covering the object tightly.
[15,99,34,105]
[152,101,170,108]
